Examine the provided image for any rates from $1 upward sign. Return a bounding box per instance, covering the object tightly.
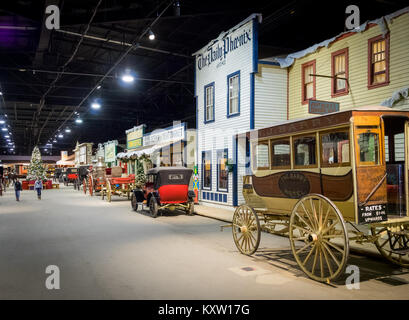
[308,100,340,115]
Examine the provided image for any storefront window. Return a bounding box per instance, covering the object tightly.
[294,135,316,166]
[228,71,240,115]
[202,151,211,189]
[321,131,350,166]
[217,149,228,191]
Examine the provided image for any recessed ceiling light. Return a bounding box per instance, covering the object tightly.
[121,74,134,83]
[91,102,101,109]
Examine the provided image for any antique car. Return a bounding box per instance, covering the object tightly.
[222,106,409,283]
[131,167,195,218]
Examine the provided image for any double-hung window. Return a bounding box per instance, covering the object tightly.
[204,83,214,123]
[227,71,240,116]
[331,48,349,96]
[302,60,316,104]
[368,34,389,89]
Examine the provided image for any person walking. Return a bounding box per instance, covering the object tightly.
[34,177,43,200]
[14,179,22,201]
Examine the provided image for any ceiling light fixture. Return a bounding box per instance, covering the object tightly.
[148,29,155,40]
[65,128,71,133]
[91,102,101,110]
[75,118,83,124]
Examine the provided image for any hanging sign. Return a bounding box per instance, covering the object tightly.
[126,124,146,150]
[309,100,340,115]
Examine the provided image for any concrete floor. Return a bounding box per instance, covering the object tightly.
[0,185,409,300]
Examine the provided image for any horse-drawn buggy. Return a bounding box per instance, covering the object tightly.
[99,166,135,202]
[131,167,195,218]
[74,165,91,191]
[84,157,111,196]
[225,106,409,282]
[63,167,78,187]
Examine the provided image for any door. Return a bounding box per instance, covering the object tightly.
[353,115,388,224]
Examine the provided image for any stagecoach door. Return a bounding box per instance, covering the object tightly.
[353,116,388,224]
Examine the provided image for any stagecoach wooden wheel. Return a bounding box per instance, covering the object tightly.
[83,178,87,194]
[371,225,409,268]
[232,205,261,255]
[106,180,112,202]
[88,175,93,196]
[289,194,349,282]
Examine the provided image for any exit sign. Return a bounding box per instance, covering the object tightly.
[309,100,340,115]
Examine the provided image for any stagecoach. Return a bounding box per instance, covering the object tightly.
[131,167,195,218]
[226,106,409,282]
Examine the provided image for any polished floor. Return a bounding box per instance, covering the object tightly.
[0,185,408,299]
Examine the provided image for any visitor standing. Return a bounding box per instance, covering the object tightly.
[34,177,43,200]
[14,179,22,201]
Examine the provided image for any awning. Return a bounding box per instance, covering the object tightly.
[56,160,75,165]
[116,140,182,160]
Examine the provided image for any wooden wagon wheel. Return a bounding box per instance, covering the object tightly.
[106,180,112,202]
[371,225,409,268]
[88,175,93,196]
[289,194,349,282]
[149,196,158,218]
[83,178,87,194]
[232,204,261,255]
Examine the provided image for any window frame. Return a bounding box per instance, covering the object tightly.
[251,140,270,171]
[201,150,212,190]
[216,148,228,192]
[301,60,316,105]
[319,128,351,168]
[331,48,349,97]
[292,134,318,169]
[204,82,215,124]
[355,128,382,167]
[270,138,291,169]
[227,70,241,118]
[367,33,390,90]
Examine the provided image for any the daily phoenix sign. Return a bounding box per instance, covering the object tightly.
[196,26,252,70]
[194,14,260,71]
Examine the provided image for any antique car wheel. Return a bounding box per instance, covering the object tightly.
[88,175,93,196]
[83,178,87,194]
[232,205,261,255]
[149,196,158,218]
[131,193,139,211]
[371,225,409,268]
[289,194,349,282]
[106,180,112,202]
[187,201,194,215]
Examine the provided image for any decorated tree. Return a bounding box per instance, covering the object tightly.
[135,154,152,188]
[26,146,47,181]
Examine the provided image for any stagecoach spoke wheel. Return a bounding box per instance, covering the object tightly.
[289,194,349,282]
[106,180,112,202]
[149,196,158,218]
[232,205,261,255]
[371,225,409,268]
[83,178,87,194]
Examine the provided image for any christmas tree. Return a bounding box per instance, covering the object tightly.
[27,146,47,181]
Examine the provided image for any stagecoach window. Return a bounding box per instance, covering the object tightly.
[294,136,316,166]
[271,140,291,167]
[253,142,269,169]
[358,132,379,165]
[321,131,350,166]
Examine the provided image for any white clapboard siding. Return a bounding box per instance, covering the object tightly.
[255,64,288,129]
[196,19,255,206]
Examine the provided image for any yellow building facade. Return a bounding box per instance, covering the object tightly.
[287,10,409,119]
